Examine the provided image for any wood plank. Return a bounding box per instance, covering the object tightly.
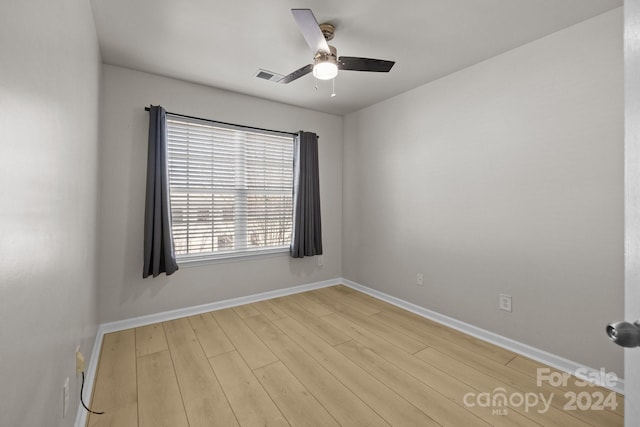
[333,285,401,312]
[88,289,617,427]
[415,341,622,426]
[335,339,491,427]
[309,286,427,354]
[287,292,334,316]
[212,308,278,369]
[269,296,350,346]
[273,316,440,426]
[243,315,389,427]
[209,351,289,427]
[163,318,239,427]
[332,284,358,294]
[87,330,138,427]
[135,324,168,357]
[415,347,589,427]
[306,288,371,319]
[232,303,261,319]
[324,285,386,315]
[321,312,538,427]
[137,351,188,427]
[335,284,614,423]
[188,313,235,358]
[373,309,517,364]
[250,300,288,321]
[254,361,340,427]
[315,286,381,315]
[507,355,624,419]
[313,291,427,353]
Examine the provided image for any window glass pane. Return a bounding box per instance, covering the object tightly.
[166,116,293,260]
[247,194,293,248]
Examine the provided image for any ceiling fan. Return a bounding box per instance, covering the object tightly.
[271,9,395,84]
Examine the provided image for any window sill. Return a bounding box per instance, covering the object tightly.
[176,247,290,268]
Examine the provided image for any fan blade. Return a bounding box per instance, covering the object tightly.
[291,9,330,54]
[279,64,314,84]
[338,57,395,72]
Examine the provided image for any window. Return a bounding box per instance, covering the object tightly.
[166,115,294,262]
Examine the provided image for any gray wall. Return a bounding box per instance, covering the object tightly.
[343,9,624,375]
[0,0,102,426]
[98,65,343,323]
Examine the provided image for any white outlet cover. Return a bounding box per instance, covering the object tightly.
[499,294,512,312]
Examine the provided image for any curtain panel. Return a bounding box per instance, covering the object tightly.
[290,131,323,258]
[143,105,179,278]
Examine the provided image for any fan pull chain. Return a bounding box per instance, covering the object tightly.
[331,78,336,98]
[314,77,318,91]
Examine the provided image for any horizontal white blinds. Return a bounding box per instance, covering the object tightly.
[166,116,294,258]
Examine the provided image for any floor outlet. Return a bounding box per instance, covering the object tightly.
[416,273,424,286]
[63,377,70,418]
[499,294,512,312]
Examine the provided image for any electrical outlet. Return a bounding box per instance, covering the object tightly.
[416,273,424,286]
[62,377,70,418]
[76,350,85,374]
[317,255,323,266]
[499,294,512,312]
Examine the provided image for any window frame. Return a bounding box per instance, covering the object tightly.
[165,113,295,265]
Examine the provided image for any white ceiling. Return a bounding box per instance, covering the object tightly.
[90,0,622,116]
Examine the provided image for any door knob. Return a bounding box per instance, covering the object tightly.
[606,320,640,347]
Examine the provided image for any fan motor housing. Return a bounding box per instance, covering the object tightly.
[314,45,337,65]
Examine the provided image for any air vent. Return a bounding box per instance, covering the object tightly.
[255,69,284,83]
[257,71,274,80]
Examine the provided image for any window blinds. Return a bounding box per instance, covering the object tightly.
[166,116,294,259]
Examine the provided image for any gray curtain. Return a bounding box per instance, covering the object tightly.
[291,131,323,258]
[143,105,178,278]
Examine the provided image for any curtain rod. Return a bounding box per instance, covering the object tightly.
[144,107,299,137]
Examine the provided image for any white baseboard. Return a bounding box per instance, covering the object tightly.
[99,278,340,334]
[75,274,623,426]
[341,278,625,395]
[74,277,341,426]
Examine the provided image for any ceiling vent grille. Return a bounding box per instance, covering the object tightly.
[255,69,284,83]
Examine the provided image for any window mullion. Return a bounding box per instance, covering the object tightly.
[235,131,248,251]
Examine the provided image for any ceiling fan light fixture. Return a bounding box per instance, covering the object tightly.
[276,9,395,85]
[313,46,338,80]
[313,60,338,80]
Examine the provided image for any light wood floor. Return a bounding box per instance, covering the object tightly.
[87,285,623,426]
